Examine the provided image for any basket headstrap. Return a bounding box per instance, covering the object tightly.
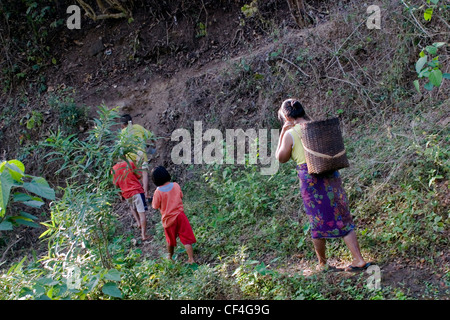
[292,127,346,159]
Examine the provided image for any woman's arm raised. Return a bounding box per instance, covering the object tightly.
[276,123,294,163]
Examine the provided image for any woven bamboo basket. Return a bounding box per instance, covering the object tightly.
[299,117,349,174]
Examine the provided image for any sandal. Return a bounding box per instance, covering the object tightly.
[345,262,371,272]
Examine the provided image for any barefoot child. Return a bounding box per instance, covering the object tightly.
[112,159,151,241]
[150,166,196,264]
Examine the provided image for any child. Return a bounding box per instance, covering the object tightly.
[112,159,151,241]
[150,166,196,264]
[118,114,154,198]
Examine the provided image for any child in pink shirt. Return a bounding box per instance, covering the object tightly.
[151,166,196,264]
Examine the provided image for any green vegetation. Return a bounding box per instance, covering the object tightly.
[0,0,62,93]
[0,159,55,230]
[414,42,449,92]
[1,99,448,300]
[47,90,89,134]
[0,0,448,301]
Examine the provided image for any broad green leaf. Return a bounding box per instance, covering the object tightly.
[432,42,445,48]
[32,284,46,298]
[4,163,25,183]
[20,211,39,220]
[427,60,439,68]
[10,216,40,228]
[424,81,434,91]
[424,8,433,21]
[47,286,54,300]
[187,263,199,271]
[13,193,33,202]
[415,56,427,74]
[425,45,437,55]
[14,193,45,208]
[37,277,59,286]
[413,80,420,93]
[443,73,450,79]
[6,160,25,173]
[22,199,45,208]
[0,170,15,217]
[104,269,123,281]
[429,69,443,87]
[0,220,13,231]
[22,177,55,200]
[102,282,122,298]
[19,287,33,298]
[418,69,430,78]
[16,219,40,228]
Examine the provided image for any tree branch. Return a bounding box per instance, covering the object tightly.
[0,237,22,264]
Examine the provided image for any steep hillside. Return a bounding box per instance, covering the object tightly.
[0,0,448,301]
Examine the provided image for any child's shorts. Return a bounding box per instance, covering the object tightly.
[126,193,148,213]
[164,212,196,247]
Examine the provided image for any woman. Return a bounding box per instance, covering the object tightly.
[275,98,370,272]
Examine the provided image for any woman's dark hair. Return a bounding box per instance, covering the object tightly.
[280,99,307,120]
[151,166,171,186]
[120,114,132,126]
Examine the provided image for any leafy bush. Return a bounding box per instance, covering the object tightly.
[48,90,89,133]
[0,105,132,300]
[414,42,449,92]
[0,159,55,231]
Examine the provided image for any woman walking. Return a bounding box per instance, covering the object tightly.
[275,98,370,272]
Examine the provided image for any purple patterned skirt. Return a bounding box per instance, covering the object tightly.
[296,163,355,239]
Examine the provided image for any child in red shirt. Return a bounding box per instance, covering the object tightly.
[112,160,151,241]
[150,166,196,264]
